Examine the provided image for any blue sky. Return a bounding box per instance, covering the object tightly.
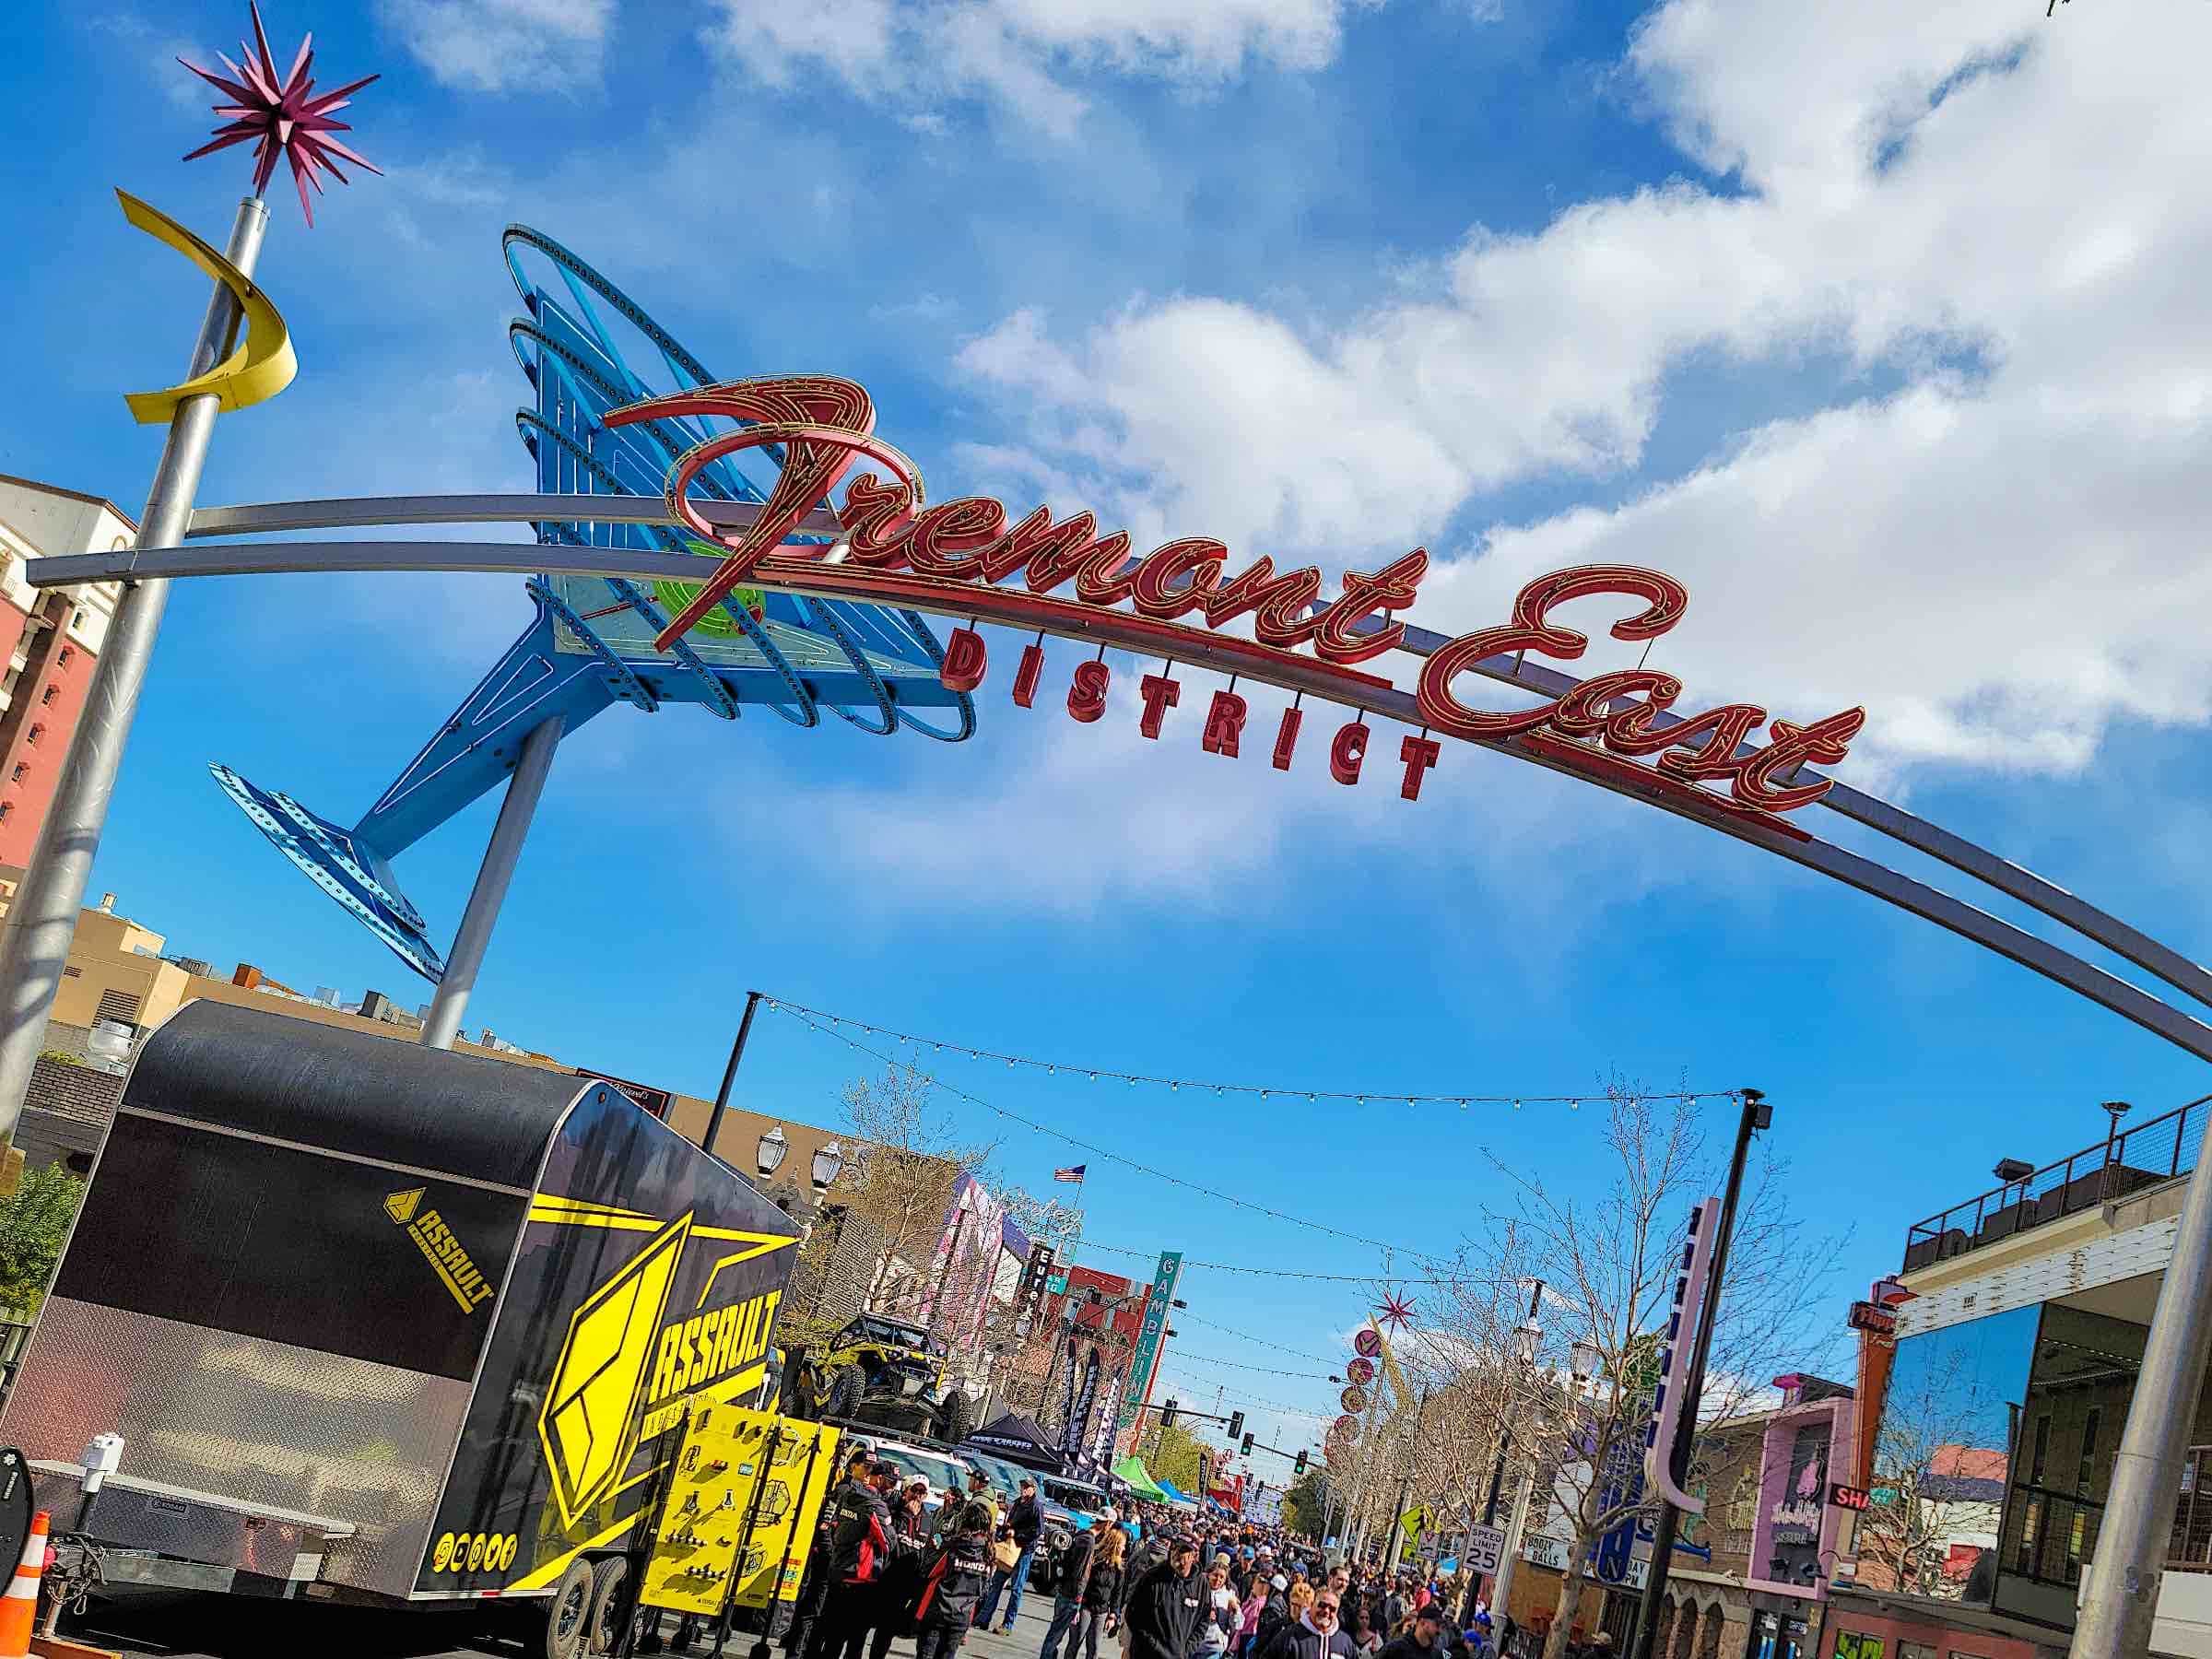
[9,0,2212,1461]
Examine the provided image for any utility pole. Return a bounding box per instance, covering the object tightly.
[1629,1088,1770,1659]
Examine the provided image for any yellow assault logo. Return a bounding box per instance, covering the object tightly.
[385,1188,495,1313]
[537,1214,693,1529]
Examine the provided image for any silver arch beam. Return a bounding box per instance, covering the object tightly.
[29,512,2212,1071]
[33,491,2212,1025]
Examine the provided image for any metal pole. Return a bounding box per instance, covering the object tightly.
[1389,1387,1430,1568]
[2073,1145,2212,1657]
[1492,1466,1535,1625]
[1630,1088,1767,1659]
[0,195,269,1150]
[1488,1281,1547,1526]
[419,713,563,1049]
[700,989,763,1158]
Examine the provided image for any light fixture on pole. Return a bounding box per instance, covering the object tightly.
[757,1124,789,1182]
[1570,1337,1602,1391]
[1513,1315,1543,1364]
[811,1139,845,1196]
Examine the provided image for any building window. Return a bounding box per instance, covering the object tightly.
[0,804,13,824]
[1897,1646,1934,1659]
[2030,1416,2051,1484]
[8,764,25,784]
[56,648,73,668]
[25,727,41,749]
[39,685,56,706]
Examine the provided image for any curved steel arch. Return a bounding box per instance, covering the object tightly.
[46,514,2212,1072]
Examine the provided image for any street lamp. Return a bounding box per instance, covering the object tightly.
[1569,1337,1602,1386]
[811,1140,845,1196]
[757,1124,789,1182]
[1513,1315,1543,1365]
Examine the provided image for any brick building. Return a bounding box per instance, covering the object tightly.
[0,477,125,867]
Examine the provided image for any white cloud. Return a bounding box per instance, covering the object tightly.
[703,0,1380,135]
[380,0,617,93]
[951,1,2212,780]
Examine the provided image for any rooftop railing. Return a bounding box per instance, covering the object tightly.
[1902,1094,2212,1273]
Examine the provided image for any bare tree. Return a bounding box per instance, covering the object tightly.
[1420,1086,1844,1659]
[833,1063,998,1313]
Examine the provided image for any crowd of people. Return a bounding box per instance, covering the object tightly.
[782,1454,1617,1659]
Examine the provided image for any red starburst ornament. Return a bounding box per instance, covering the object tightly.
[1376,1288,1416,1335]
[179,3,380,228]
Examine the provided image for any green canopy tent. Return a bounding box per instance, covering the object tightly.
[1113,1455,1171,1500]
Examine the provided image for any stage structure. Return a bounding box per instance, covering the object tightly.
[209,229,974,1038]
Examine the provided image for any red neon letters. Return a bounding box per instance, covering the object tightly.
[617,377,1864,821]
[1415,566,1865,815]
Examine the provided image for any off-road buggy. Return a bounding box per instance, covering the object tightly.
[781,1313,977,1441]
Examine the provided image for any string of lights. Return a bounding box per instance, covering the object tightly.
[1174,1309,1336,1365]
[775,1002,1434,1257]
[762,995,1734,1112]
[1080,1241,1468,1286]
[1165,1349,1335,1381]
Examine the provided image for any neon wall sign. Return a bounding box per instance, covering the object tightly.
[615,375,1871,816]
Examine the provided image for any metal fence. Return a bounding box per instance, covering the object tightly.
[1903,1095,2212,1273]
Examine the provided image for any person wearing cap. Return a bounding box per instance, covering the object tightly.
[941,1466,1002,1541]
[1253,1573,1292,1656]
[1039,1512,1100,1659]
[1374,1600,1447,1659]
[1124,1535,1206,1659]
[978,1476,1045,1631]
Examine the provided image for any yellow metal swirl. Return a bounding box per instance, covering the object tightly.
[116,189,297,425]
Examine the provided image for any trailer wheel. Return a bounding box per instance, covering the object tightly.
[588,1556,634,1655]
[543,1557,597,1659]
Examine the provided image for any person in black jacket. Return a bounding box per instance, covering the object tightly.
[788,1447,877,1657]
[1259,1583,1356,1659]
[870,1479,936,1659]
[911,1502,997,1659]
[979,1477,1047,1631]
[1040,1524,1100,1659]
[1076,1524,1130,1659]
[1376,1602,1449,1659]
[1124,1536,1204,1659]
[808,1460,898,1659]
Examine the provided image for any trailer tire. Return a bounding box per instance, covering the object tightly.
[588,1555,633,1655]
[543,1557,597,1659]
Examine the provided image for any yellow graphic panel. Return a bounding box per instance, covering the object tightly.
[115,189,297,424]
[384,1187,423,1224]
[641,1404,839,1618]
[537,1213,693,1529]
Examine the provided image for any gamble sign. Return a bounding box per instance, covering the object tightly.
[614,376,1865,818]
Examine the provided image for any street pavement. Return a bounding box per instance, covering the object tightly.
[63,1576,1064,1659]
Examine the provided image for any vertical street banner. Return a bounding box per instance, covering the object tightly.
[1118,1250,1183,1438]
[1065,1347,1101,1459]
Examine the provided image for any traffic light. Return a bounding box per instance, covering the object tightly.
[1295,1449,1308,1475]
[1162,1398,1179,1428]
[1241,1431,1255,1456]
[1227,1410,1244,1441]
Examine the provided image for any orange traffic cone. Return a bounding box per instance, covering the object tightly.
[0,1511,49,1659]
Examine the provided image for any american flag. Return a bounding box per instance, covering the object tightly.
[1053,1164,1087,1182]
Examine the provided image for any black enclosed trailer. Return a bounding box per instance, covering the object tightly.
[0,1001,800,1652]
